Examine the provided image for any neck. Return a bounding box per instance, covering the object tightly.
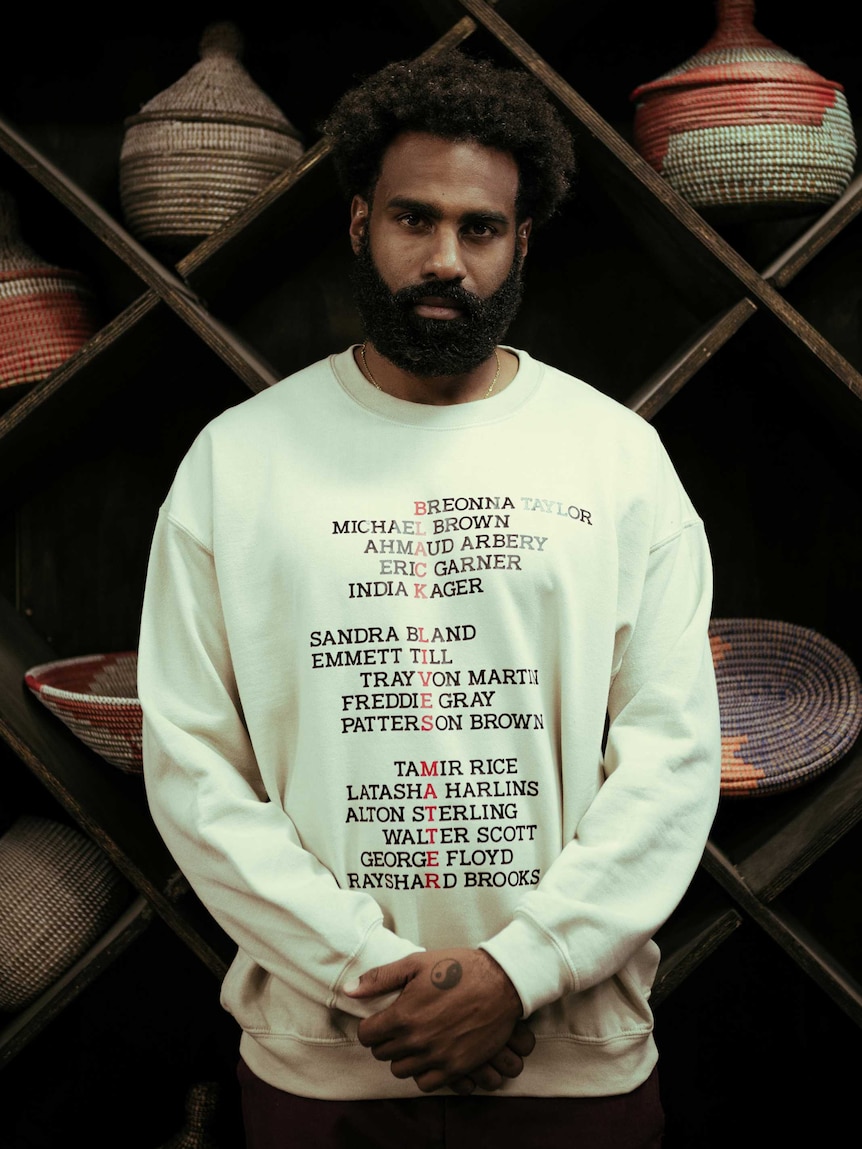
[356,342,517,405]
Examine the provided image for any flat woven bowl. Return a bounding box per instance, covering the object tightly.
[709,618,862,797]
[24,652,143,774]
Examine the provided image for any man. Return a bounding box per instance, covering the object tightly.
[138,49,721,1149]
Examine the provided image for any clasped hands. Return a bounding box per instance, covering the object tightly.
[345,947,534,1094]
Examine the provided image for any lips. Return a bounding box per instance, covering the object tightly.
[394,281,479,321]
[413,295,464,319]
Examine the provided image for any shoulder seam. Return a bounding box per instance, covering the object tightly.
[649,516,702,554]
[162,508,213,557]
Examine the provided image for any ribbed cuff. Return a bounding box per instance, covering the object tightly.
[480,914,575,1018]
[331,923,425,1017]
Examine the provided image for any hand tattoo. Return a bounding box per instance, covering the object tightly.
[431,958,463,990]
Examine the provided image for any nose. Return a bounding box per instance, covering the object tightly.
[421,225,466,281]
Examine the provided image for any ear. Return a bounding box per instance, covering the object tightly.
[517,218,532,260]
[349,195,370,254]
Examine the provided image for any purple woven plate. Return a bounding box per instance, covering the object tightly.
[709,618,862,798]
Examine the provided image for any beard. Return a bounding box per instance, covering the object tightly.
[350,236,524,377]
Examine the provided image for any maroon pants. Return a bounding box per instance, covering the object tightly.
[237,1059,665,1149]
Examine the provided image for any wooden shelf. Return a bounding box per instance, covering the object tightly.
[651,872,742,1008]
[704,840,862,1030]
[763,174,862,290]
[710,744,862,903]
[626,298,758,420]
[0,116,280,395]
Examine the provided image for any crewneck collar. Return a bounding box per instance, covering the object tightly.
[331,345,543,429]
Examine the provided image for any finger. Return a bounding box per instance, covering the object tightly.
[386,1049,441,1081]
[469,1064,504,1092]
[391,1059,429,1081]
[450,1076,476,1096]
[367,1036,428,1062]
[368,1040,403,1062]
[343,957,415,998]
[358,1015,411,1052]
[411,1069,448,1094]
[489,1046,524,1079]
[357,1015,405,1048]
[507,1022,536,1057]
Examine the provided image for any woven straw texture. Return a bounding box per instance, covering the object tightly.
[710,618,862,798]
[630,0,857,218]
[25,652,143,774]
[0,815,131,1012]
[158,1082,222,1149]
[0,190,98,389]
[119,22,303,249]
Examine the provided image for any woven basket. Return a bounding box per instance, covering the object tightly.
[709,618,862,797]
[24,652,143,774]
[0,815,131,1012]
[630,0,857,221]
[119,21,304,252]
[158,1082,222,1149]
[0,189,99,390]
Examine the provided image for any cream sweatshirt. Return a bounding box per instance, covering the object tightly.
[138,346,721,1099]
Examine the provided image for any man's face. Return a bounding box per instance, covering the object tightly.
[349,132,531,377]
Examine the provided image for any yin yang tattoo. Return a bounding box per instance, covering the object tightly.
[431,958,463,990]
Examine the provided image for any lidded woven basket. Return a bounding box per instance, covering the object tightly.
[0,189,99,391]
[630,0,857,221]
[119,21,304,252]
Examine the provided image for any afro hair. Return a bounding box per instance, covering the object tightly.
[321,50,576,228]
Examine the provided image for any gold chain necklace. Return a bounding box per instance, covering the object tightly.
[360,342,501,399]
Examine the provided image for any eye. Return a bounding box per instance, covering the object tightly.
[465,221,498,239]
[397,212,428,229]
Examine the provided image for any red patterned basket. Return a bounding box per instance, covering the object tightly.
[24,652,143,775]
[0,189,99,390]
[630,0,857,220]
[0,268,97,389]
[709,618,862,798]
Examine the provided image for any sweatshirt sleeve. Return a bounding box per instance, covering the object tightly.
[138,502,423,1018]
[480,436,721,1018]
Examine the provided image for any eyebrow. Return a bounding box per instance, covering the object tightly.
[386,197,511,228]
